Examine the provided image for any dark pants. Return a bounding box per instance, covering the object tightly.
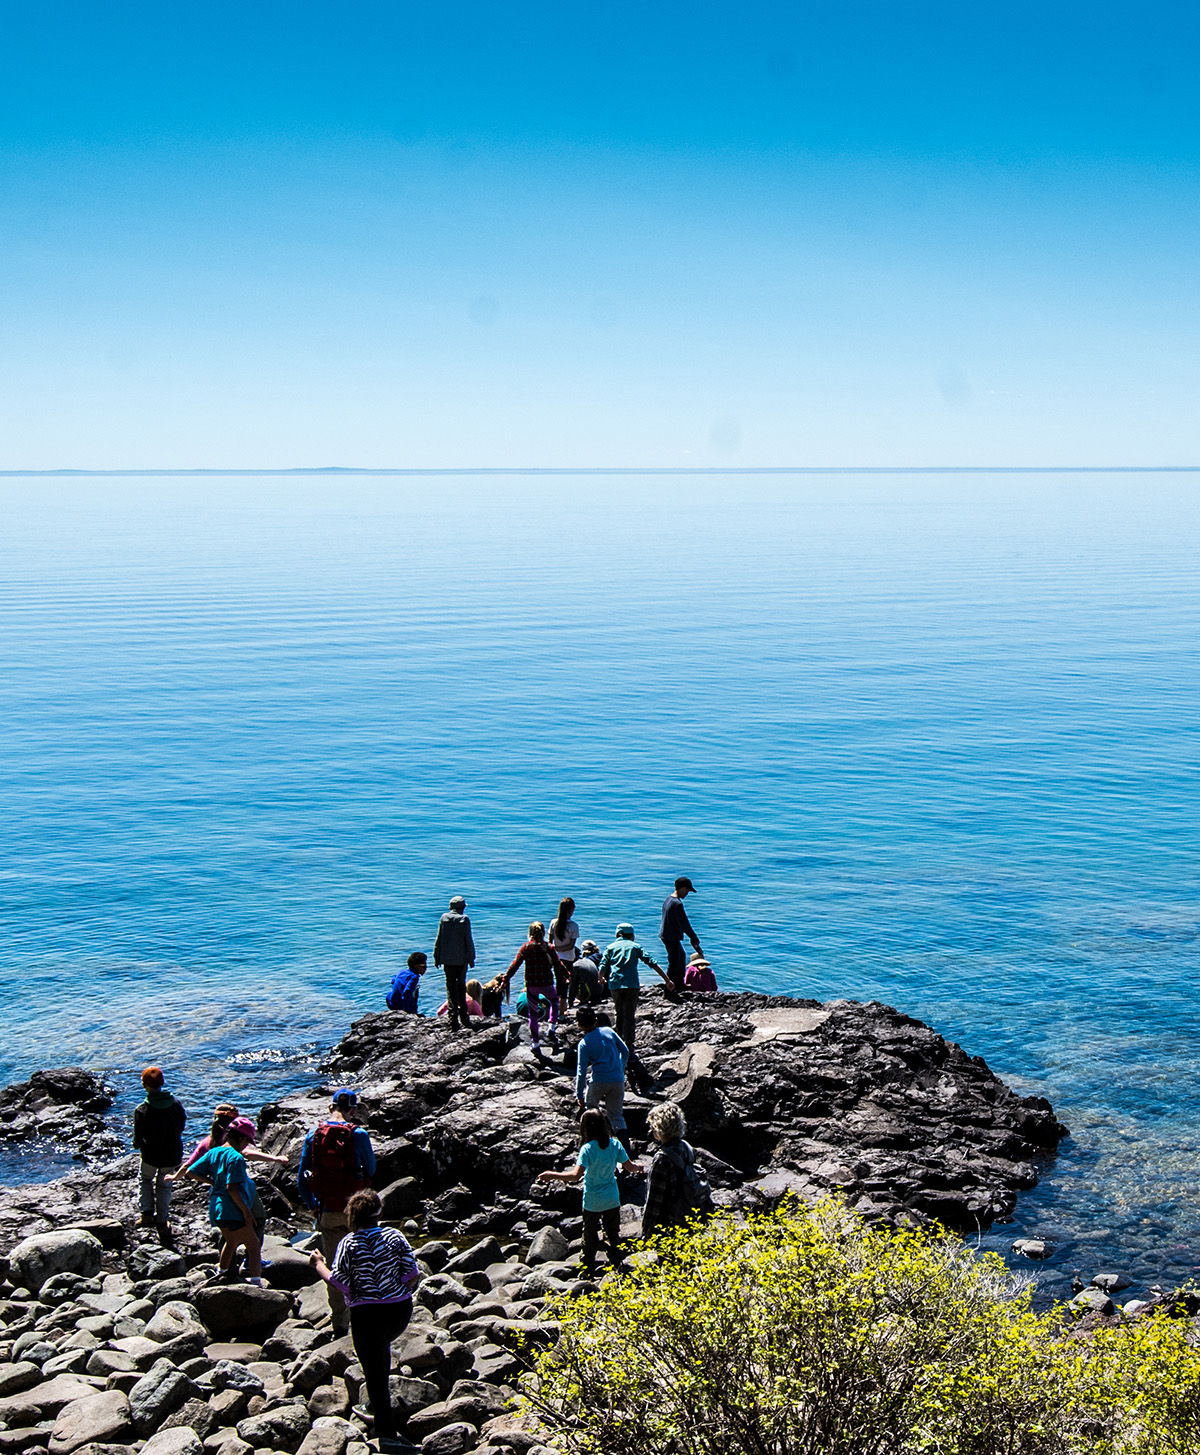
[442,965,472,1028]
[350,1298,414,1440]
[663,938,687,991]
[582,1207,621,1273]
[612,987,651,1092]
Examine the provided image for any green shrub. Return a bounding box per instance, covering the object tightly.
[521,1199,1200,1455]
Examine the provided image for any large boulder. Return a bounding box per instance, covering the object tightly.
[158,1399,218,1441]
[140,1430,203,1455]
[286,1351,334,1397]
[294,1427,349,1455]
[48,1392,133,1455]
[128,1361,199,1436]
[418,1085,574,1190]
[235,1400,311,1453]
[0,1362,41,1397]
[525,1228,568,1266]
[407,1398,489,1441]
[259,1238,319,1292]
[420,1424,476,1455]
[192,1284,291,1339]
[8,1230,102,1293]
[0,1374,96,1424]
[210,1362,265,1397]
[390,1324,447,1374]
[143,1302,207,1345]
[377,1178,421,1219]
[441,1238,503,1277]
[126,1247,186,1282]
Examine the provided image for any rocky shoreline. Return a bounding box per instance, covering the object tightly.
[0,989,1081,1455]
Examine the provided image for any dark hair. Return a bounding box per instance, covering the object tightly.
[576,1005,597,1029]
[347,1189,382,1230]
[580,1108,610,1150]
[209,1103,238,1146]
[552,898,575,942]
[407,951,427,970]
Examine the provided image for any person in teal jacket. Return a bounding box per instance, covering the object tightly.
[598,923,669,1093]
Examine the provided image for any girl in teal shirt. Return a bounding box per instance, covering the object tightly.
[537,1109,643,1277]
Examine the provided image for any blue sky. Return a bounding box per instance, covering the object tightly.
[1,2,1198,467]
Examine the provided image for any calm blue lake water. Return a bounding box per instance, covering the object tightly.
[1,470,1197,1302]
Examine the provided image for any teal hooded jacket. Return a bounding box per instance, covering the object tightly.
[599,925,663,990]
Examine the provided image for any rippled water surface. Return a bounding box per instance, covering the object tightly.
[1,471,1197,1303]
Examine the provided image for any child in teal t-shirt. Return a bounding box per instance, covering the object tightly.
[537,1109,642,1277]
[173,1116,263,1282]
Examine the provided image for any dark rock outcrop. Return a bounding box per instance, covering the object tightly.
[0,1071,121,1165]
[253,990,1068,1235]
[0,990,1086,1455]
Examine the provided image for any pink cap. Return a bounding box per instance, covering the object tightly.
[227,1116,256,1142]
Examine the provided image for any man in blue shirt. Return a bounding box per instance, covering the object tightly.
[297,1090,377,1334]
[574,1005,632,1151]
[387,952,427,1013]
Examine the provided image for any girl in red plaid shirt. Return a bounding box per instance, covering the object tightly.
[503,921,565,1051]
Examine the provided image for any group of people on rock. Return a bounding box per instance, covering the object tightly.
[386,878,718,1049]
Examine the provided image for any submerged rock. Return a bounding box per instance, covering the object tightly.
[0,1069,122,1164]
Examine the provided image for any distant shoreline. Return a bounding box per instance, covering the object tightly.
[2,465,1199,478]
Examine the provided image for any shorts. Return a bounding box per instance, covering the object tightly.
[217,1219,249,1231]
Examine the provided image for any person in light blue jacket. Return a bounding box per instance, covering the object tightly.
[573,1005,631,1149]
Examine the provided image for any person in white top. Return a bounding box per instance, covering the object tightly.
[548,897,580,998]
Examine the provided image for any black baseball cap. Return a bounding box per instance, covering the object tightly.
[675,876,696,892]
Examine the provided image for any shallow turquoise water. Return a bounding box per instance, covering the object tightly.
[1,470,1197,1302]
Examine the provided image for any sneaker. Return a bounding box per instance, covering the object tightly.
[352,1403,374,1424]
[138,1213,155,1228]
[530,1038,541,1052]
[377,1439,421,1454]
[206,1267,237,1285]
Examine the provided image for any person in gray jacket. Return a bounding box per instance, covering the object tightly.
[434,895,477,1031]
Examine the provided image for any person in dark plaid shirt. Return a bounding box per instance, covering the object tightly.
[642,1101,703,1237]
[502,921,566,1050]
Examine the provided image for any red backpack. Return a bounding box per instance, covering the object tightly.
[310,1121,366,1212]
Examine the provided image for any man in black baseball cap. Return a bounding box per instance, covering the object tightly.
[659,877,702,994]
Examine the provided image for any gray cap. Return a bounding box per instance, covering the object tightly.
[615,922,635,939]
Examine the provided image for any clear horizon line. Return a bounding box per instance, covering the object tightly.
[2,464,1200,478]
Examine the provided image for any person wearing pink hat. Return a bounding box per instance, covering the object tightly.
[173,1115,263,1283]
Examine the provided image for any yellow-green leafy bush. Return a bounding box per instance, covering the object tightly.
[522,1199,1200,1455]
